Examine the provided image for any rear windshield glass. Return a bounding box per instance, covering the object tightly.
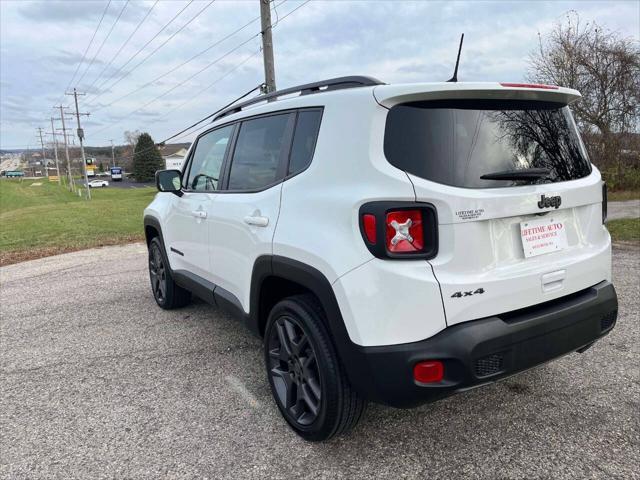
[384,99,591,188]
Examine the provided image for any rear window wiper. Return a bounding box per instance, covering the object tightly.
[480,168,550,181]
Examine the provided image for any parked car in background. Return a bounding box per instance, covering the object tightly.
[87,179,109,188]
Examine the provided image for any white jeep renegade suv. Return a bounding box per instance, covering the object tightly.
[144,76,618,441]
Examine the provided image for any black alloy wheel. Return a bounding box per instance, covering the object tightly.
[147,237,191,309]
[267,315,322,426]
[149,242,167,304]
[264,294,366,441]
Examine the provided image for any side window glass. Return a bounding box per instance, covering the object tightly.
[227,113,292,190]
[185,125,233,191]
[288,110,322,175]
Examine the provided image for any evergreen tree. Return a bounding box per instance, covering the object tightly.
[132,133,164,182]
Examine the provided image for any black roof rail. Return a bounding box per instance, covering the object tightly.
[213,75,384,122]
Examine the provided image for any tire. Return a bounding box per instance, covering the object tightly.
[264,294,366,441]
[148,237,191,309]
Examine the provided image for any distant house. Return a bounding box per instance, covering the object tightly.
[160,143,190,171]
[164,148,189,170]
[30,152,42,165]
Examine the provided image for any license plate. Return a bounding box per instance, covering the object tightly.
[520,216,568,258]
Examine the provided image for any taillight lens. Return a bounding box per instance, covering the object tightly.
[385,210,424,253]
[363,214,377,244]
[358,202,438,259]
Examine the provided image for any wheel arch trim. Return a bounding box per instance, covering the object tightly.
[249,255,374,395]
[143,215,164,246]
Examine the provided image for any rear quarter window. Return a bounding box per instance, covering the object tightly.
[288,109,322,176]
[384,99,592,188]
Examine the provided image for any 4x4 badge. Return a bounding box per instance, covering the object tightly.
[538,194,562,209]
[451,288,485,298]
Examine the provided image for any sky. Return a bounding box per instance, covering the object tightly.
[1,0,638,149]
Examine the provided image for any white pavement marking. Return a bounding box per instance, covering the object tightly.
[225,375,261,409]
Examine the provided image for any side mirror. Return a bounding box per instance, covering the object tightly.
[156,169,183,196]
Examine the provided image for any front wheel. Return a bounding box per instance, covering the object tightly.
[148,237,191,309]
[264,294,366,441]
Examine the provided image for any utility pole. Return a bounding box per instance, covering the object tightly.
[36,127,47,177]
[26,146,32,176]
[110,139,116,167]
[259,0,276,93]
[47,117,61,184]
[67,88,91,200]
[55,105,75,192]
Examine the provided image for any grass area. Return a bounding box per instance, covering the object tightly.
[607,218,640,244]
[1,178,637,265]
[608,190,640,201]
[0,179,156,265]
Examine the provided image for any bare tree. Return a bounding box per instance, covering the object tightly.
[528,12,639,175]
[123,130,141,149]
[122,130,141,170]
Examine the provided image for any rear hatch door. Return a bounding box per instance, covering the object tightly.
[378,84,610,326]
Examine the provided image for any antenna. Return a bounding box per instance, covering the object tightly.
[447,33,465,82]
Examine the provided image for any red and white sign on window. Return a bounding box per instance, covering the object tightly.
[520,217,568,258]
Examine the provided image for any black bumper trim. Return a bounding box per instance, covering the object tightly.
[351,281,618,408]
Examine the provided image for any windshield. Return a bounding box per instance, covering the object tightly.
[383,99,591,188]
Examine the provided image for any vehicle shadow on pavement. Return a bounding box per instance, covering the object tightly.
[189,293,628,479]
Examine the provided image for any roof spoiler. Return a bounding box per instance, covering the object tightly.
[373,83,582,108]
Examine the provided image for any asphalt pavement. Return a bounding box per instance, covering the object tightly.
[107,178,154,189]
[83,177,153,189]
[607,200,640,221]
[1,243,639,479]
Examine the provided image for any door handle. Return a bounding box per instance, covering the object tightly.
[192,210,207,219]
[244,215,269,227]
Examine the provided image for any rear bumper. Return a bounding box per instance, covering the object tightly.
[350,281,617,408]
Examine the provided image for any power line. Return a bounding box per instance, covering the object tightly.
[89,47,261,141]
[83,1,159,95]
[59,0,112,103]
[91,34,260,134]
[168,90,266,144]
[160,49,261,120]
[86,0,309,149]
[88,0,215,107]
[88,0,307,139]
[113,83,264,163]
[86,0,195,104]
[162,84,263,144]
[76,0,131,88]
[90,1,284,113]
